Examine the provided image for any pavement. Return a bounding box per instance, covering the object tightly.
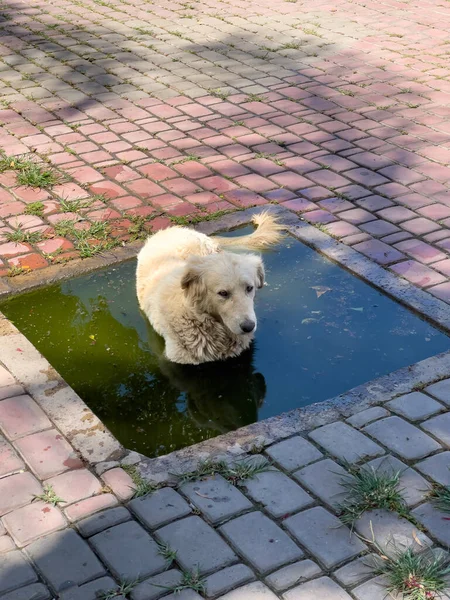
[1,0,450,598]
[0,0,448,301]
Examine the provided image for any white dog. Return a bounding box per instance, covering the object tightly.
[136,212,284,365]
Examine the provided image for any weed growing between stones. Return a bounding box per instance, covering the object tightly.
[121,464,159,498]
[428,483,450,513]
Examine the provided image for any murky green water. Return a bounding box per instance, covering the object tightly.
[1,229,449,457]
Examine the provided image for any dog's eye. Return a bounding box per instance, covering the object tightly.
[218,290,229,298]
[246,285,254,293]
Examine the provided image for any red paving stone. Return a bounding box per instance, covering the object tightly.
[0,0,446,311]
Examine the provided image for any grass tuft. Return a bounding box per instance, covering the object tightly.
[177,457,272,485]
[245,93,266,102]
[122,464,159,498]
[157,541,178,566]
[374,548,450,600]
[98,580,138,600]
[33,484,65,506]
[24,201,45,217]
[59,197,93,213]
[127,215,152,241]
[158,567,206,595]
[5,227,44,244]
[337,464,406,526]
[428,483,450,513]
[0,154,61,188]
[208,88,229,100]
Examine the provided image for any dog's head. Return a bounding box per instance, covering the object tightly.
[181,252,264,336]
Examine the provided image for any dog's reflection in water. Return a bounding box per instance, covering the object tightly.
[146,322,266,433]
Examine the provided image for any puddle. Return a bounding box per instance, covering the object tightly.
[1,228,448,457]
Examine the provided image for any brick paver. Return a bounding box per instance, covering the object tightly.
[0,0,447,312]
[1,355,450,598]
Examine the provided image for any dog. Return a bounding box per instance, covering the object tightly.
[136,211,284,365]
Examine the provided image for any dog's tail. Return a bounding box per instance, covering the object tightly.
[215,211,284,251]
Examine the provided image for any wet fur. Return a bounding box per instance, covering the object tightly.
[136,212,284,364]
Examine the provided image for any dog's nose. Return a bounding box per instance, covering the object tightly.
[240,319,255,333]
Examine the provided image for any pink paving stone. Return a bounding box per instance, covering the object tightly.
[68,166,104,184]
[45,469,103,505]
[0,472,42,516]
[163,178,199,196]
[151,193,184,209]
[126,179,164,199]
[360,220,399,237]
[3,501,66,546]
[418,204,450,220]
[396,194,434,210]
[378,165,426,185]
[9,253,49,271]
[325,221,361,238]
[223,189,267,207]
[86,208,121,222]
[89,181,127,199]
[101,468,136,502]
[138,163,177,181]
[376,206,417,223]
[265,189,296,203]
[174,161,213,179]
[15,430,83,479]
[0,438,24,477]
[235,174,277,193]
[356,195,393,211]
[242,158,284,176]
[338,208,375,225]
[350,151,393,169]
[7,215,44,230]
[428,282,450,303]
[36,238,73,254]
[282,157,318,175]
[401,218,440,235]
[317,197,354,213]
[304,210,338,225]
[111,196,143,211]
[0,242,31,258]
[270,172,312,190]
[374,183,409,198]
[345,168,389,187]
[0,395,51,440]
[353,239,406,265]
[394,239,446,264]
[432,259,450,277]
[305,169,351,189]
[0,366,15,388]
[0,536,15,553]
[391,260,447,288]
[197,176,238,193]
[183,192,222,206]
[64,493,118,523]
[12,187,49,203]
[102,164,141,183]
[282,198,317,213]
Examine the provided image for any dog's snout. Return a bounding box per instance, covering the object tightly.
[240,319,255,333]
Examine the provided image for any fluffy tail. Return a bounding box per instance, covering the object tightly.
[215,211,284,251]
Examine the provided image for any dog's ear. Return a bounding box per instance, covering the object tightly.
[181,257,206,301]
[247,254,265,289]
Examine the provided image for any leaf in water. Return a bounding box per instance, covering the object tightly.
[302,318,319,325]
[350,307,364,312]
[89,334,96,340]
[311,286,331,298]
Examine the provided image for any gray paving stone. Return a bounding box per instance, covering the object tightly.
[412,502,450,547]
[0,551,37,595]
[217,581,278,599]
[284,507,367,569]
[129,487,191,529]
[309,422,383,463]
[352,575,391,600]
[26,529,105,592]
[334,555,376,587]
[367,455,430,507]
[164,592,202,600]
[157,516,236,575]
[180,475,252,524]
[265,560,321,592]
[241,471,313,518]
[355,509,431,557]
[0,583,50,600]
[416,451,450,486]
[219,511,303,574]
[386,392,444,421]
[346,407,389,428]
[425,379,450,406]
[293,458,351,508]
[283,576,353,600]
[205,564,255,598]
[131,569,182,600]
[77,507,131,537]
[265,437,323,471]
[364,416,441,460]
[421,412,450,447]
[59,577,118,600]
[90,521,166,581]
